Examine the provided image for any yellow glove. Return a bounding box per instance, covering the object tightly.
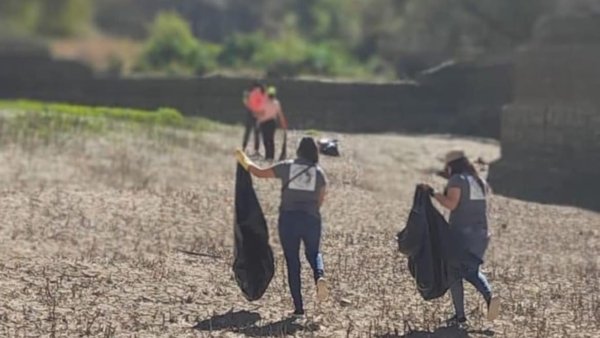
[235,149,251,170]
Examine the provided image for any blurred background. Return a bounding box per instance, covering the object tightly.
[0,0,597,78]
[0,0,599,209]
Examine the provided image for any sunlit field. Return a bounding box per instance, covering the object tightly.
[0,105,598,337]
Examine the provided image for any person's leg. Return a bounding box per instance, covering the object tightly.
[278,212,304,313]
[301,213,328,301]
[301,215,324,281]
[253,120,261,153]
[242,111,254,149]
[464,265,500,320]
[463,265,492,303]
[261,119,276,160]
[449,279,466,321]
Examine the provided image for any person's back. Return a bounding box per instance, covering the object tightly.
[447,173,489,259]
[235,137,329,317]
[258,97,281,123]
[273,158,327,219]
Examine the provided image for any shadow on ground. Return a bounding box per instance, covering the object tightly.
[194,311,318,336]
[238,317,318,337]
[194,310,261,331]
[488,159,600,212]
[377,326,494,338]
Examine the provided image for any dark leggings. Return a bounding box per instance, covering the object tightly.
[450,263,492,318]
[278,211,324,312]
[260,119,277,160]
[242,111,260,152]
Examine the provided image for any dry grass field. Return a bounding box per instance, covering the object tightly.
[0,110,598,337]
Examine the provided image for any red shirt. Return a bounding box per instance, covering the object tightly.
[246,88,266,115]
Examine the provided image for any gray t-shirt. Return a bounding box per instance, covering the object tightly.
[273,159,327,219]
[447,174,489,259]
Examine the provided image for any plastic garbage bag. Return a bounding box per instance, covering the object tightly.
[397,186,457,300]
[232,164,274,301]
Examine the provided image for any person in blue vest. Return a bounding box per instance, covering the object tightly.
[235,136,328,318]
[422,150,500,326]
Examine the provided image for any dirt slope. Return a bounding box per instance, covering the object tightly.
[0,127,598,337]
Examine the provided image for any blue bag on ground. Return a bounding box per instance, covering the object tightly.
[397,186,457,300]
[232,164,275,301]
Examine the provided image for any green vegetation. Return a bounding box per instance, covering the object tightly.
[135,13,377,78]
[112,0,560,78]
[135,12,221,76]
[0,100,183,125]
[3,0,582,78]
[0,0,92,37]
[0,100,217,140]
[219,31,377,78]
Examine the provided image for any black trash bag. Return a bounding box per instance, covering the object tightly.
[318,138,340,157]
[232,164,275,301]
[396,189,427,257]
[397,186,457,301]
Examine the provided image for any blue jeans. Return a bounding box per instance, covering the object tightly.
[278,210,324,312]
[450,263,492,318]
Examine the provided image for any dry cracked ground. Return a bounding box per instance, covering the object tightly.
[0,123,598,337]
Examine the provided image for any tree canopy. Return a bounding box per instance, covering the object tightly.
[3,0,588,78]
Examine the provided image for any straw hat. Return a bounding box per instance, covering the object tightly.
[444,150,466,164]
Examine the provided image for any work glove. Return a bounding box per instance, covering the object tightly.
[235,149,252,171]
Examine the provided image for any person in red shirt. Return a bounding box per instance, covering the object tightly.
[242,82,266,155]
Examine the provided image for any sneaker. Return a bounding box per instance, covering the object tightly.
[291,309,305,319]
[445,315,467,328]
[487,296,501,321]
[316,277,329,301]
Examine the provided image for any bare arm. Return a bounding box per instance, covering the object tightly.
[277,103,288,130]
[434,187,461,211]
[236,149,277,179]
[318,186,326,208]
[248,163,276,178]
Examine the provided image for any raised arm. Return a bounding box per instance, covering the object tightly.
[236,149,276,178]
[248,164,276,178]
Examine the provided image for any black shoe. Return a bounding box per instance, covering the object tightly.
[445,315,467,327]
[291,309,305,319]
